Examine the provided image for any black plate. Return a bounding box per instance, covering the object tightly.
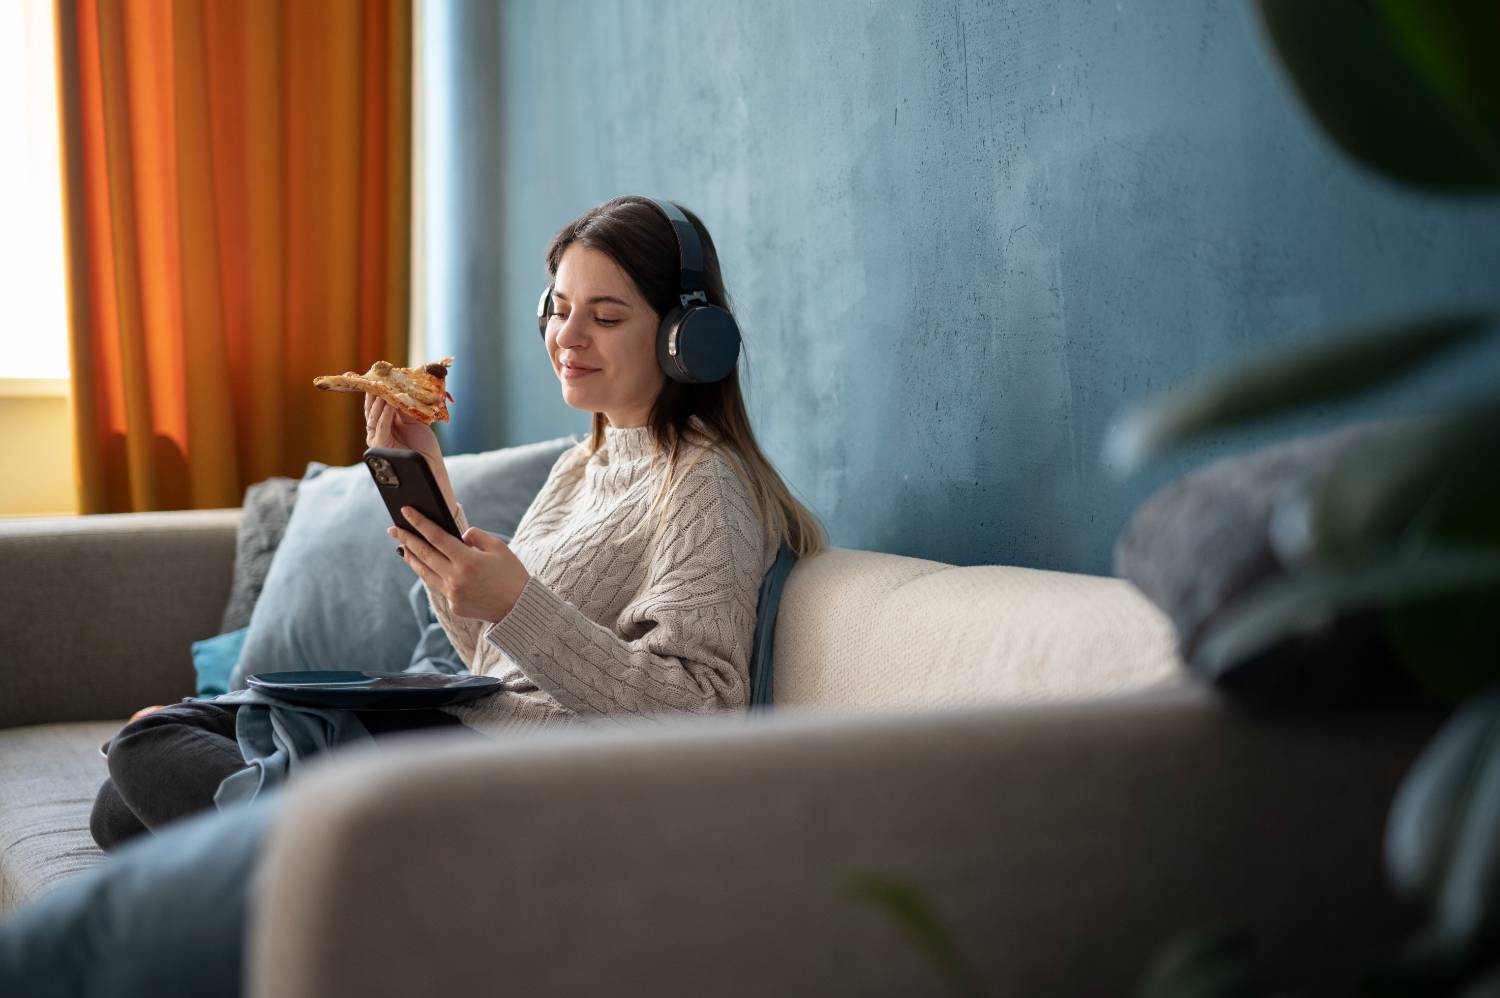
[246,670,502,709]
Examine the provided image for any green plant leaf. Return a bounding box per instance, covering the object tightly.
[1387,690,1500,907]
[1409,473,1500,554]
[1105,314,1492,473]
[1255,0,1500,191]
[847,873,985,998]
[1195,548,1500,700]
[1380,427,1500,700]
[1429,694,1500,953]
[1135,927,1263,998]
[1303,404,1500,565]
[1387,574,1500,703]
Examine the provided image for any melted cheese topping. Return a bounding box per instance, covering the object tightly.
[388,369,441,405]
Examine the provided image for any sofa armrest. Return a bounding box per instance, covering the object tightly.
[0,510,240,729]
[249,685,1441,998]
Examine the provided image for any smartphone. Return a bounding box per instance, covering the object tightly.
[363,447,462,540]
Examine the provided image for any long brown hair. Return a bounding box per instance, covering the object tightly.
[544,196,827,558]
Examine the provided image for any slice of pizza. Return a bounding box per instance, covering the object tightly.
[314,357,455,424]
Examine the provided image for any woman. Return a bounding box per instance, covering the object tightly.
[86,195,826,851]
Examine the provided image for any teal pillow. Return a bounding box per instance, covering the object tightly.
[228,436,577,690]
[191,629,248,696]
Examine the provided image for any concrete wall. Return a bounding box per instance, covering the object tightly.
[426,0,1500,573]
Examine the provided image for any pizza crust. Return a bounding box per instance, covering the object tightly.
[314,357,455,424]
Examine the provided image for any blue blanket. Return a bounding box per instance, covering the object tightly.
[206,688,373,808]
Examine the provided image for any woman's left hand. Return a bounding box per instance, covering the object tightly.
[391,507,530,623]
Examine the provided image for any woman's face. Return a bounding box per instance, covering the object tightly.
[545,244,666,428]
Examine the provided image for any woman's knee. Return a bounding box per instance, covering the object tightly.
[105,701,240,779]
[104,700,246,829]
[89,778,147,852]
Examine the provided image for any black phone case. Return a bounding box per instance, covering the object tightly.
[363,447,462,539]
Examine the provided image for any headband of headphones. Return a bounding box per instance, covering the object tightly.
[649,197,707,297]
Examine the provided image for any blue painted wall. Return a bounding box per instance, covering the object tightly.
[423,0,1500,574]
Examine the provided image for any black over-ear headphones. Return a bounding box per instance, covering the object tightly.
[536,197,741,384]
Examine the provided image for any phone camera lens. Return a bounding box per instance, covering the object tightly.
[367,457,401,488]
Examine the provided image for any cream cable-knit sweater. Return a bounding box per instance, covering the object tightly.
[427,416,779,732]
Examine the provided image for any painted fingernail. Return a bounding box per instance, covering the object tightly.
[396,546,405,557]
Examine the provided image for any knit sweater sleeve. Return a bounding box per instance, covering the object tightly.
[480,455,764,719]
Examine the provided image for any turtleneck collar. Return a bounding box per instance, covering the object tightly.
[591,415,714,469]
[601,421,656,467]
[577,416,716,500]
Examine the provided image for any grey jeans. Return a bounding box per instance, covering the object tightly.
[91,699,469,851]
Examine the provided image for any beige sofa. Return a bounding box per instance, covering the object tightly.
[0,509,1438,996]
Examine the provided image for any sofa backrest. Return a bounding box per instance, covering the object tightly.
[773,548,1181,711]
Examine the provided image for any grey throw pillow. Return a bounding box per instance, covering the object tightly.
[219,476,301,634]
[1114,422,1420,706]
[229,436,578,690]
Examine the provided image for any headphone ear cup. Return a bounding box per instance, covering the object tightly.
[656,306,689,382]
[657,304,741,384]
[537,286,553,337]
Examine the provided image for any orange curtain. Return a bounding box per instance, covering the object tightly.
[54,0,412,513]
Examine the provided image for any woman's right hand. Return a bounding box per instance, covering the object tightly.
[365,394,443,467]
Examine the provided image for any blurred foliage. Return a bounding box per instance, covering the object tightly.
[1369,690,1500,996]
[1103,7,1500,704]
[1386,691,1500,944]
[1192,549,1500,701]
[1257,0,1500,191]
[1306,405,1500,566]
[1126,2,1500,996]
[1104,315,1492,475]
[1135,929,1267,998]
[846,873,985,998]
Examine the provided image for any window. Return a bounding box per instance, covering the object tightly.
[0,0,70,388]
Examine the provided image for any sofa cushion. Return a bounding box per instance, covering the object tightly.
[248,686,1439,998]
[0,722,116,916]
[774,549,1182,710]
[230,437,576,690]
